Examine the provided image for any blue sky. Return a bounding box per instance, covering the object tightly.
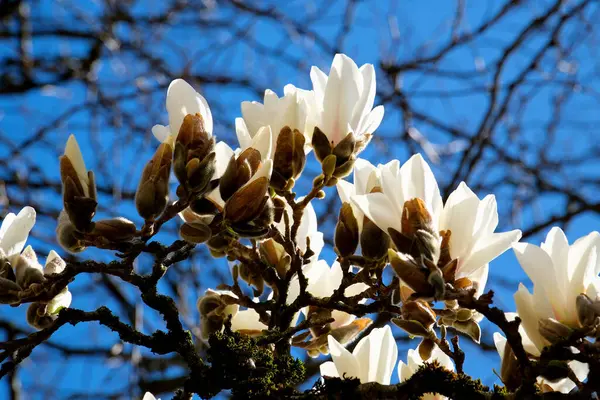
[1,0,599,398]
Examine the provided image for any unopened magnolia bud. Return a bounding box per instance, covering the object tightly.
[361,217,390,260]
[321,154,337,178]
[402,300,436,330]
[418,338,435,361]
[60,135,97,232]
[539,318,572,343]
[0,277,21,304]
[335,203,359,257]
[15,246,44,289]
[174,114,215,192]
[576,294,598,327]
[427,267,446,300]
[180,222,212,244]
[452,319,481,343]
[135,141,172,220]
[189,197,219,216]
[260,239,290,277]
[27,303,55,330]
[393,198,441,262]
[220,148,262,202]
[271,127,306,190]
[224,178,269,224]
[388,249,433,296]
[186,152,216,194]
[392,318,430,337]
[207,234,230,252]
[0,249,15,281]
[93,217,137,241]
[311,127,332,162]
[56,210,86,253]
[239,263,264,296]
[332,132,356,161]
[332,156,356,180]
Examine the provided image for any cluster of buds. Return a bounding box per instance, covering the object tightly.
[388,250,444,301]
[437,302,481,343]
[312,128,357,184]
[219,138,274,237]
[270,126,306,191]
[173,114,217,197]
[0,246,72,328]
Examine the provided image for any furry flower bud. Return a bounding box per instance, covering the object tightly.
[271,126,306,191]
[135,140,172,220]
[14,245,44,289]
[92,217,137,242]
[335,203,359,257]
[56,210,86,253]
[59,135,97,232]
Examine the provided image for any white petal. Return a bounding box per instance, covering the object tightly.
[493,332,507,361]
[351,193,402,236]
[310,66,328,101]
[429,344,454,371]
[166,79,213,136]
[336,180,355,205]
[353,158,378,195]
[439,183,479,260]
[235,118,253,150]
[0,206,36,263]
[356,105,384,138]
[319,361,340,378]
[64,135,89,196]
[514,283,547,352]
[230,309,267,332]
[47,288,72,314]
[250,126,273,160]
[459,230,522,277]
[373,325,398,384]
[328,335,361,380]
[351,63,376,129]
[398,361,413,382]
[142,392,157,400]
[151,124,171,143]
[399,154,443,222]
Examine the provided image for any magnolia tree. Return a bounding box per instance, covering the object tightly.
[1,54,599,400]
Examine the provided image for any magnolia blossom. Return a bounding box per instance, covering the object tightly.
[352,154,522,295]
[513,228,600,350]
[64,135,92,197]
[275,200,324,262]
[142,393,159,400]
[0,206,36,265]
[320,325,397,385]
[152,79,213,143]
[236,85,310,153]
[494,313,589,393]
[180,126,271,223]
[304,54,384,151]
[287,260,369,328]
[398,345,454,400]
[336,158,390,233]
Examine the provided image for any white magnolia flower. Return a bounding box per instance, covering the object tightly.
[236,85,310,153]
[336,158,391,233]
[352,154,521,295]
[513,228,600,350]
[0,206,36,265]
[287,260,369,329]
[398,345,454,400]
[152,79,213,143]
[275,200,324,262]
[494,313,589,393]
[320,325,398,385]
[304,53,384,151]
